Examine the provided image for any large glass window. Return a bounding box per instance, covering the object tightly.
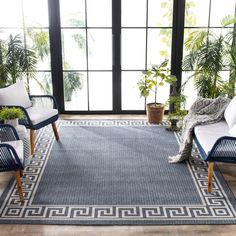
[60,0,112,111]
[121,0,173,110]
[1,1,234,113]
[0,0,51,95]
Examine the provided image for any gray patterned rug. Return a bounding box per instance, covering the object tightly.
[1,120,236,225]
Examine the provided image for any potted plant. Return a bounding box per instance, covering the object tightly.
[0,107,24,127]
[138,59,177,123]
[166,94,187,131]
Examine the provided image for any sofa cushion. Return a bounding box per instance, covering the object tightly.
[26,107,58,125]
[194,121,230,154]
[3,140,24,164]
[224,96,236,129]
[0,80,32,108]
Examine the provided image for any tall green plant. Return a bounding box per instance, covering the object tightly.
[0,34,37,87]
[182,15,236,99]
[138,59,176,106]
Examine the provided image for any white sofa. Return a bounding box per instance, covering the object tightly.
[193,97,236,193]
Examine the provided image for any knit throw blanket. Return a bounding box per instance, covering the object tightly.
[168,97,230,163]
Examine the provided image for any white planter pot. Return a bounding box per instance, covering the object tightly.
[5,118,19,127]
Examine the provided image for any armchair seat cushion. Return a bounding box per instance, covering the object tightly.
[26,107,58,125]
[194,121,230,154]
[3,140,24,164]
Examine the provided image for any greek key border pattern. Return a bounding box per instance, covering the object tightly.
[0,120,236,222]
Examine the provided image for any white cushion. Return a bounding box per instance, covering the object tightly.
[26,107,58,125]
[3,140,24,164]
[194,121,230,154]
[224,97,236,129]
[0,80,32,108]
[229,124,236,137]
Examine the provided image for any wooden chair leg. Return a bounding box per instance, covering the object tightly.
[15,170,24,202]
[51,122,59,140]
[30,129,35,154]
[208,162,214,193]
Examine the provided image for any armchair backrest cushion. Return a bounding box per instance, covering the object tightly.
[0,80,32,108]
[224,96,236,129]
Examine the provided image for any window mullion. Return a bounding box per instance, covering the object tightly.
[112,0,121,113]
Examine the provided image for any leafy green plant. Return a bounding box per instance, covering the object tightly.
[138,59,176,106]
[166,94,187,121]
[0,34,37,90]
[0,107,24,120]
[182,15,236,99]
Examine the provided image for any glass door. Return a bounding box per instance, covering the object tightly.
[121,0,173,111]
[59,0,112,111]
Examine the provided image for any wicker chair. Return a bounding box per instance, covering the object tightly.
[3,95,59,154]
[193,123,236,193]
[0,124,26,202]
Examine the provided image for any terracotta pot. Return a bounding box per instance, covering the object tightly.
[146,103,165,124]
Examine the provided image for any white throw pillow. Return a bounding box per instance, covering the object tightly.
[0,80,32,108]
[224,96,236,129]
[229,124,236,137]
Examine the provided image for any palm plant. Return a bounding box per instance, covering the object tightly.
[182,30,228,99]
[0,34,37,89]
[183,16,236,99]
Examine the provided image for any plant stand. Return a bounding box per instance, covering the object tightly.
[166,119,180,132]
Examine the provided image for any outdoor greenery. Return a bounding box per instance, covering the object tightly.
[63,71,83,101]
[138,59,176,106]
[0,34,37,90]
[27,28,50,61]
[34,13,87,101]
[0,10,87,100]
[0,107,24,121]
[182,15,236,99]
[159,0,196,59]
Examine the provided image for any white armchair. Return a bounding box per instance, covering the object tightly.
[0,81,59,154]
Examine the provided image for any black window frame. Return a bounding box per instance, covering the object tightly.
[48,0,187,114]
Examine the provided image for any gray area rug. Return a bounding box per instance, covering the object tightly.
[1,120,236,225]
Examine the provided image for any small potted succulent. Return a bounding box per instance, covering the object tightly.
[138,59,177,124]
[0,107,24,127]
